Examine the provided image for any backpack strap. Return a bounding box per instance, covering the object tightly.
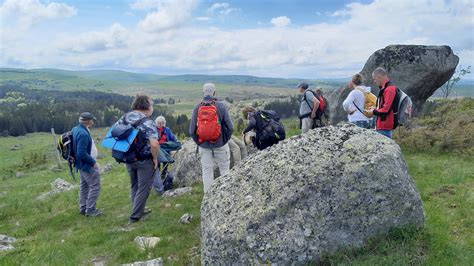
[303,90,314,111]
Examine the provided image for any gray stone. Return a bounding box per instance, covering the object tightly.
[329,45,459,124]
[122,258,163,266]
[175,204,183,208]
[201,124,425,264]
[9,144,20,151]
[99,163,114,174]
[134,236,161,250]
[179,213,193,224]
[162,187,192,198]
[15,172,25,178]
[0,234,16,244]
[0,234,16,252]
[37,178,76,200]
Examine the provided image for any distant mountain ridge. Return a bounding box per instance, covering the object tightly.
[0,68,328,88]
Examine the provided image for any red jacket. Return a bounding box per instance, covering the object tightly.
[373,80,397,130]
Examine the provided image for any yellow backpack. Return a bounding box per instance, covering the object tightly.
[355,87,377,117]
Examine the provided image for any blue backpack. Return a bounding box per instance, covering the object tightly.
[102,116,151,163]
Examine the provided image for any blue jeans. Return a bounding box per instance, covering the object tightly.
[377,130,393,138]
[353,120,371,129]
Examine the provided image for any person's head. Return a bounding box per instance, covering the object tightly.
[316,88,323,95]
[131,94,154,116]
[242,106,256,120]
[221,100,231,112]
[79,112,96,128]
[296,82,309,93]
[351,73,363,88]
[372,67,389,87]
[203,83,216,97]
[155,116,166,128]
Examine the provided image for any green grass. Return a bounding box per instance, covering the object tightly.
[0,132,473,265]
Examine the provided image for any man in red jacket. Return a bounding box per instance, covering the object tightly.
[367,67,396,138]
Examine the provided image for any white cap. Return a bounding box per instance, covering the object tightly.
[203,83,216,96]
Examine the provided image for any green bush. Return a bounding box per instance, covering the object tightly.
[394,98,474,155]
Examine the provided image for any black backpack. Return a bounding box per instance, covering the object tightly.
[57,131,76,181]
[254,110,285,150]
[111,116,152,163]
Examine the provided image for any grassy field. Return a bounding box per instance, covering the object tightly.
[0,131,472,265]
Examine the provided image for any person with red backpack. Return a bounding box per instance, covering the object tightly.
[189,83,233,193]
[367,67,397,138]
[297,82,320,133]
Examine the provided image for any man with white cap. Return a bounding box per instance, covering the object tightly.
[189,83,233,193]
[72,112,102,217]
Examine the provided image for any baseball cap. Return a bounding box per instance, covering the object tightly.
[203,83,216,96]
[296,82,309,90]
[79,112,97,121]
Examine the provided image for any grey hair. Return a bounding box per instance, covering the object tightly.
[372,67,388,77]
[155,115,166,126]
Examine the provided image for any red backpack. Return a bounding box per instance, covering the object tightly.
[197,101,221,144]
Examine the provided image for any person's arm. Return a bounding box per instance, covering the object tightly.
[167,128,177,142]
[222,107,233,143]
[310,96,320,119]
[243,114,256,134]
[76,132,96,167]
[149,138,159,169]
[188,105,199,143]
[373,86,396,117]
[342,91,355,112]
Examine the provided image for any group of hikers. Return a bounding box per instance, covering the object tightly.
[67,66,405,224]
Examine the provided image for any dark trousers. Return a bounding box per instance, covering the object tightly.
[126,159,155,220]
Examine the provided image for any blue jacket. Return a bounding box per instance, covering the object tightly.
[159,127,177,143]
[189,96,233,149]
[72,123,96,172]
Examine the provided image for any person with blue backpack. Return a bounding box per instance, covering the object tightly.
[72,112,102,217]
[113,95,160,224]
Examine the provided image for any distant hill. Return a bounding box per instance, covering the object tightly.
[0,68,331,89]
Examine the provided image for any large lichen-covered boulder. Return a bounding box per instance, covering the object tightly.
[201,124,425,264]
[329,45,459,124]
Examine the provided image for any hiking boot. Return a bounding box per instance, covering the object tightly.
[79,210,86,216]
[128,218,139,224]
[86,209,103,217]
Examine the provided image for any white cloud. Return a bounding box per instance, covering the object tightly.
[0,0,76,30]
[209,3,229,13]
[1,0,473,79]
[58,23,130,53]
[138,0,198,32]
[271,16,291,27]
[208,2,238,15]
[196,17,211,21]
[130,0,161,10]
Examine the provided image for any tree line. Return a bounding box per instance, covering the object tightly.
[0,84,189,137]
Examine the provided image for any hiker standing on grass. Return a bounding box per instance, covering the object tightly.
[189,83,233,193]
[297,83,320,133]
[366,67,397,138]
[72,112,102,217]
[115,95,159,223]
[342,73,373,129]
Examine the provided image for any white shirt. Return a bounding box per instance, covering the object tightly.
[342,86,371,122]
[88,128,98,159]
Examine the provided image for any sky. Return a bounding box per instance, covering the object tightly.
[0,0,473,78]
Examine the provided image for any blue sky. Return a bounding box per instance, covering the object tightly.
[1,0,473,78]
